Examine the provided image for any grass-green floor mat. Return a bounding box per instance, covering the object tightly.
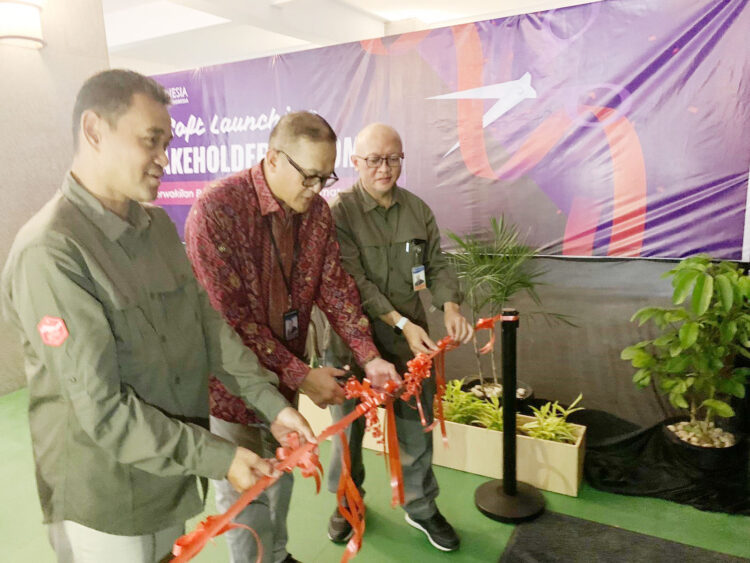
[2,388,747,562]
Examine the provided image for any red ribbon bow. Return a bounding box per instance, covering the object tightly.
[276,432,323,492]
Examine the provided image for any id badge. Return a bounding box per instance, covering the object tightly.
[411,265,427,291]
[283,309,300,341]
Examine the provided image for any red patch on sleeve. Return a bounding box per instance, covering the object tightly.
[37,316,69,347]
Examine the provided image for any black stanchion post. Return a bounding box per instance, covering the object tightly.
[474,308,545,523]
[502,308,517,497]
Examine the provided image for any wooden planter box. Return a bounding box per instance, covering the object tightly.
[298,395,586,497]
[433,416,586,496]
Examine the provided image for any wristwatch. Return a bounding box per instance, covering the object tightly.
[394,316,409,335]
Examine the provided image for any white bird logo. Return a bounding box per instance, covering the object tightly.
[428,72,538,157]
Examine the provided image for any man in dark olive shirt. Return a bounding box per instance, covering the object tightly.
[1,69,312,563]
[326,123,473,552]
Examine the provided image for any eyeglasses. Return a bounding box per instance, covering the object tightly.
[354,153,404,168]
[278,150,339,189]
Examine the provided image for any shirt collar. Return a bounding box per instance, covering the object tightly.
[61,172,152,242]
[252,161,285,218]
[354,180,402,212]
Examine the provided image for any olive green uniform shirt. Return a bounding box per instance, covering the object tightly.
[1,174,289,535]
[328,182,461,388]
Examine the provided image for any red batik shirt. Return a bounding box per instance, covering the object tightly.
[185,162,379,425]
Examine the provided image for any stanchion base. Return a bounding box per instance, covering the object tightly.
[475,480,545,523]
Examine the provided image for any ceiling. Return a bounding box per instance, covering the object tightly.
[102,0,601,75]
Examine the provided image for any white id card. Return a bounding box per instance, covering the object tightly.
[411,265,427,291]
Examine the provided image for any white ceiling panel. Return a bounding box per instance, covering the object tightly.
[102,0,602,74]
[104,1,230,47]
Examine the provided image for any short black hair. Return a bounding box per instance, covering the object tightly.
[72,69,170,147]
[268,111,337,149]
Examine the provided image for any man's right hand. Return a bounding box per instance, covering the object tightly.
[403,321,439,356]
[226,446,278,492]
[299,366,347,408]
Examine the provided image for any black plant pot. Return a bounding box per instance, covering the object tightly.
[460,376,534,410]
[661,418,746,473]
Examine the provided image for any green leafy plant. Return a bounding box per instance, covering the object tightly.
[519,394,583,443]
[621,256,750,442]
[442,379,487,425]
[442,380,583,443]
[472,395,504,431]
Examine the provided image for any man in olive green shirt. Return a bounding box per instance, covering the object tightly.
[1,70,313,563]
[326,123,473,552]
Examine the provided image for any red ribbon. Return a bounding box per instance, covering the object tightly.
[384,401,405,507]
[402,354,433,426]
[343,378,405,508]
[431,338,456,442]
[276,432,323,493]
[474,315,499,355]
[172,516,263,562]
[171,316,507,562]
[335,431,366,562]
[171,476,274,563]
[474,313,517,355]
[170,431,324,563]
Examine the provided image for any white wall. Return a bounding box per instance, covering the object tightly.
[0,0,110,394]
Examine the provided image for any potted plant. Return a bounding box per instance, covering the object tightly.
[433,380,586,496]
[442,379,583,442]
[446,217,541,399]
[446,217,569,400]
[297,382,588,496]
[621,255,750,448]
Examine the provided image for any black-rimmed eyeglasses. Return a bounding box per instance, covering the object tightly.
[278,150,339,188]
[354,153,404,168]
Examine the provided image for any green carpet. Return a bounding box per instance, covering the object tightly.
[1,388,748,562]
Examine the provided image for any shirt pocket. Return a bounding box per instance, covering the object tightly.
[148,273,206,379]
[105,289,158,391]
[358,242,389,291]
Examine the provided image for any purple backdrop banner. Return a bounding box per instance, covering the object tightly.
[153,0,750,259]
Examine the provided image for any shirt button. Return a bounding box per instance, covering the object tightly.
[160,335,167,343]
[69,377,77,383]
[175,376,181,384]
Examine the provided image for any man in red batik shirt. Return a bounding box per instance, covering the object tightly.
[185,111,400,563]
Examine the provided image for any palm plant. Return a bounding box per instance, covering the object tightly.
[446,217,545,389]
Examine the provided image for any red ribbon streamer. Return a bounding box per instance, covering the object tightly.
[172,517,263,562]
[336,430,366,562]
[384,401,405,507]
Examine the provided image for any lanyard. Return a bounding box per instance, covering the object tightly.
[264,213,299,307]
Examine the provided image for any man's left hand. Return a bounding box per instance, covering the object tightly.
[270,406,316,446]
[363,357,402,390]
[443,302,473,344]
